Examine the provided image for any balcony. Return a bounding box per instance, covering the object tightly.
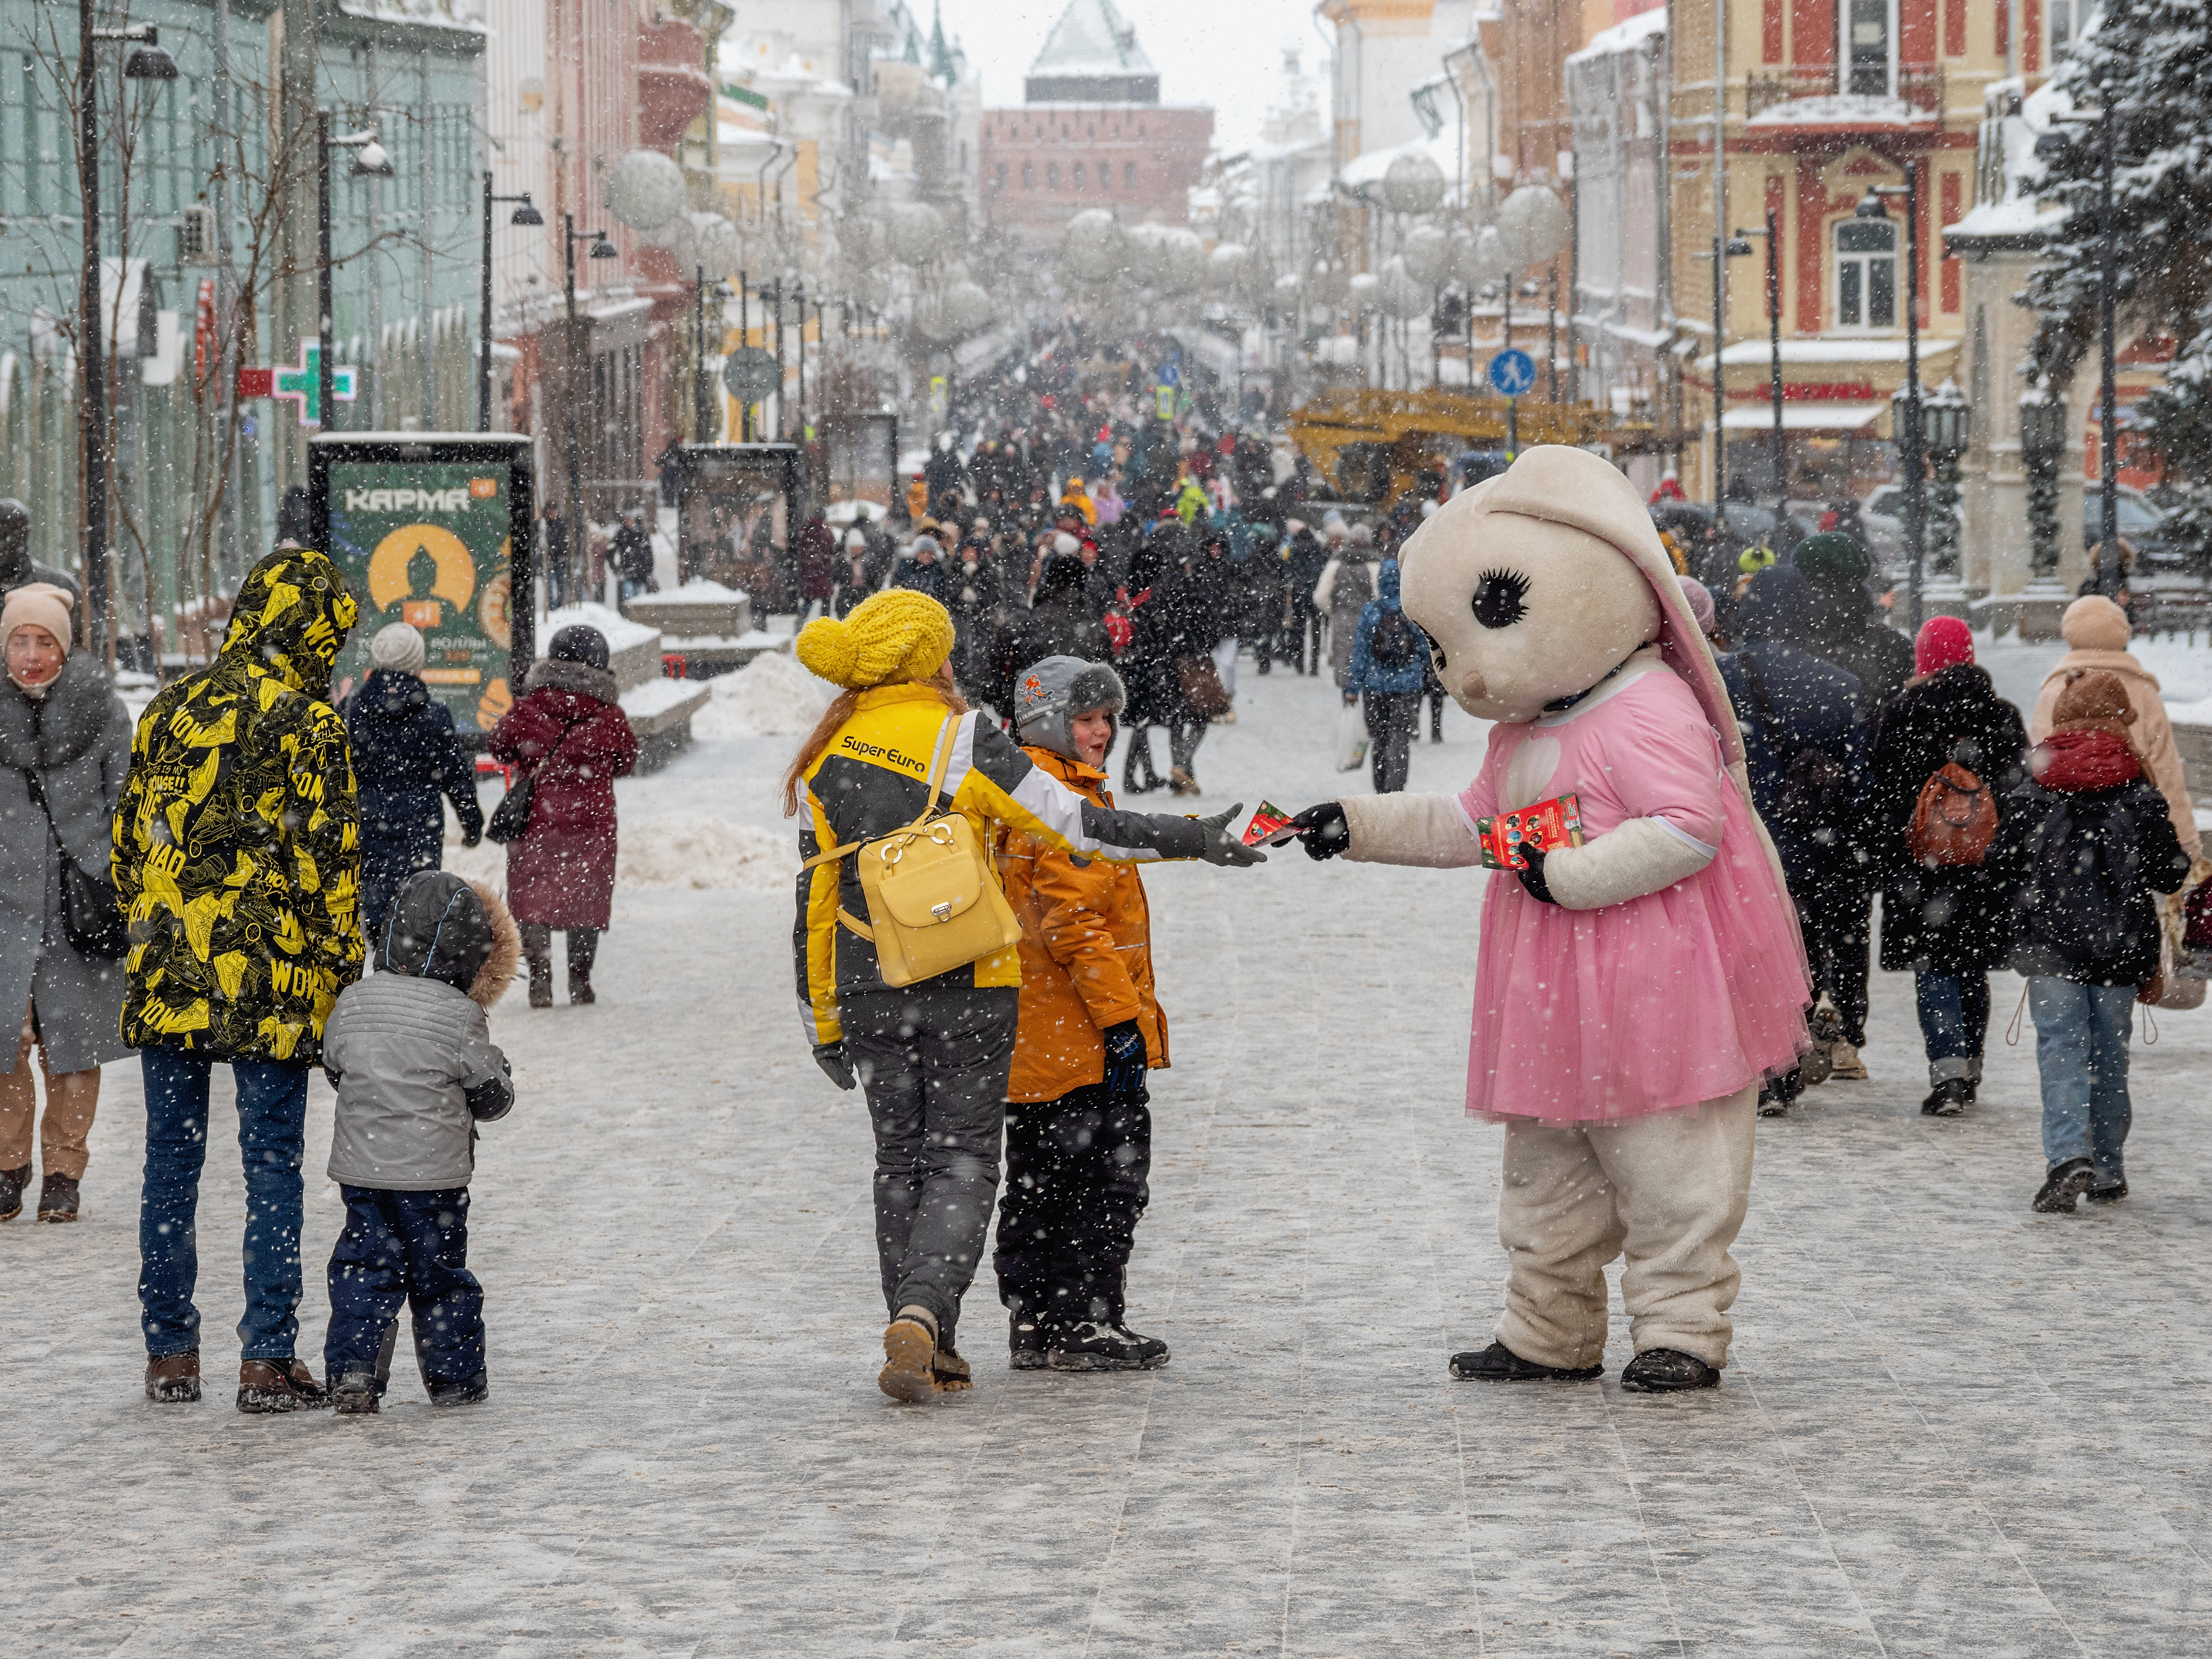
[1744,62,1944,122]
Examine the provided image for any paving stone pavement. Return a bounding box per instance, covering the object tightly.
[5,664,2209,1656]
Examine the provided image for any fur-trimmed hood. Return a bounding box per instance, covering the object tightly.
[373,870,522,1007]
[524,656,619,704]
[0,652,124,771]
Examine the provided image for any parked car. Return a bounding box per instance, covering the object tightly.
[2084,484,2189,571]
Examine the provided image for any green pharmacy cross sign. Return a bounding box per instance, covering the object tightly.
[235,341,357,428]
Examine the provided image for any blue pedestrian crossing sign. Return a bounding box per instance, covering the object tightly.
[1488,349,1537,398]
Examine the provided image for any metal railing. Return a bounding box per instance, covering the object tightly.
[1742,62,1943,120]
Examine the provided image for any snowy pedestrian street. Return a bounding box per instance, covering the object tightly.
[10,658,2212,1656]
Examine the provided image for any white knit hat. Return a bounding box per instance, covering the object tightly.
[370,620,427,675]
[1053,532,1081,556]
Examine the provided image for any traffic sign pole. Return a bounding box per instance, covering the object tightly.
[1508,399,1517,457]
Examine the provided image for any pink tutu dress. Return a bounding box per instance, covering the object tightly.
[1459,664,1810,1123]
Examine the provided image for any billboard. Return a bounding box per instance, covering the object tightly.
[309,434,535,739]
[676,442,801,604]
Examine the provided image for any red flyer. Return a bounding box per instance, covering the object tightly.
[1242,800,1297,847]
[1476,792,1583,870]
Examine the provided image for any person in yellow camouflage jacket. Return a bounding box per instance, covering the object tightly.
[114,543,364,1415]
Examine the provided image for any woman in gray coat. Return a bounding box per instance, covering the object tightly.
[0,583,133,1222]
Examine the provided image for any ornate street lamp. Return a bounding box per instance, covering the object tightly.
[1919,377,1971,579]
[2020,386,2069,582]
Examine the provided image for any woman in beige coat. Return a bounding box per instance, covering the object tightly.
[2028,596,2203,863]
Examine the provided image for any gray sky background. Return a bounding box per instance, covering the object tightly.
[939,0,1323,151]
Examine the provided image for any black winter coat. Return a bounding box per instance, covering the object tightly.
[347,670,484,902]
[1718,641,1863,894]
[1863,664,2029,973]
[1999,771,2189,986]
[1806,591,1916,717]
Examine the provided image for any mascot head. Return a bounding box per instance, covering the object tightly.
[1397,445,1741,762]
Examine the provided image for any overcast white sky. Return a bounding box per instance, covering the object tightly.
[937,0,1323,151]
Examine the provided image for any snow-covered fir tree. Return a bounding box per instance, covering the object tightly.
[2025,0,2212,555]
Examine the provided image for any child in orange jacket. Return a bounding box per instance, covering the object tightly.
[994,655,1170,1373]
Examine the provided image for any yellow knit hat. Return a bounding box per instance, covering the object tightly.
[796,589,956,689]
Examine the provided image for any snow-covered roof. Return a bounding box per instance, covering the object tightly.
[1337,134,1465,201]
[1566,6,1666,66]
[1746,93,1932,128]
[1721,402,1885,431]
[1700,338,1960,371]
[1028,0,1154,79]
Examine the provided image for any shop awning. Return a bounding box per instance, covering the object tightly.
[1721,402,1885,431]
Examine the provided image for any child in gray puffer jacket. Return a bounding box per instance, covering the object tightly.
[321,870,519,1413]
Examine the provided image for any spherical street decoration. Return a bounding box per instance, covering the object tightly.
[1496,184,1570,269]
[1274,271,1305,305]
[944,279,992,338]
[888,201,948,264]
[1061,209,1127,283]
[1402,223,1451,286]
[1378,256,1432,319]
[691,215,744,279]
[1128,223,1205,295]
[1207,242,1252,293]
[1381,150,1447,215]
[1348,271,1382,314]
[1446,225,1481,288]
[1307,257,1350,304]
[1474,225,1509,287]
[602,149,686,233]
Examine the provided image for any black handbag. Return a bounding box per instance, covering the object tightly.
[23,768,129,959]
[483,771,536,845]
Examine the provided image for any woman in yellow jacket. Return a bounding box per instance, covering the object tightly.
[783,592,1260,1403]
[993,655,1170,1373]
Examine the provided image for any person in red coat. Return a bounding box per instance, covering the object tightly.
[795,511,837,622]
[487,625,639,1007]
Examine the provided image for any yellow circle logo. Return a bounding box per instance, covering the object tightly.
[366,524,477,613]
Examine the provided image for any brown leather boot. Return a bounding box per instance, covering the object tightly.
[38,1172,80,1222]
[146,1351,202,1403]
[0,1163,27,1222]
[237,1358,332,1415]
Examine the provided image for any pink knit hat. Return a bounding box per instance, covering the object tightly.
[1,582,73,661]
[1914,615,1974,678]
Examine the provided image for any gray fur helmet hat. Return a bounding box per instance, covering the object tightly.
[1012,654,1126,764]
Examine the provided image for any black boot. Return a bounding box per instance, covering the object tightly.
[521,925,553,1008]
[567,928,600,1006]
[1448,1341,1601,1382]
[1921,1078,1972,1117]
[0,1163,27,1222]
[2033,1156,2095,1214]
[1047,1321,1169,1371]
[1621,1348,1720,1392]
[1009,1310,1051,1371]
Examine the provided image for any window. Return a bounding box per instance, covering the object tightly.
[2050,0,2094,57]
[1835,219,1897,329]
[994,161,1007,192]
[1098,153,1111,191]
[1074,161,1085,189]
[1124,161,1136,188]
[1022,161,1035,189]
[1048,161,1059,189]
[1845,0,1890,94]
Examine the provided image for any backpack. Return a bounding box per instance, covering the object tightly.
[1735,652,1848,835]
[1370,605,1421,670]
[1909,762,1997,867]
[798,714,1024,988]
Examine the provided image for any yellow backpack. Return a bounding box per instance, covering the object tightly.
[803,713,1024,987]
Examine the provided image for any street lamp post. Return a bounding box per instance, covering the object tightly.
[560,214,617,594]
[1692,233,1754,514]
[1861,166,1924,632]
[76,8,177,665]
[1920,377,1971,580]
[478,172,542,431]
[2020,385,2069,580]
[693,266,728,443]
[317,116,393,454]
[1735,211,1786,532]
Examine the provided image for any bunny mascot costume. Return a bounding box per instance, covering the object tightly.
[1289,447,1808,1392]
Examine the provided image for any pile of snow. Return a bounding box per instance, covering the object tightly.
[691,652,829,740]
[441,810,793,894]
[540,600,660,655]
[616,813,793,892]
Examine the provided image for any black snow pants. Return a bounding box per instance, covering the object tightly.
[1365,691,1419,795]
[993,1081,1153,1334]
[1799,878,1871,1048]
[843,985,1019,1348]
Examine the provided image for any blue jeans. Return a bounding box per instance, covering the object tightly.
[138,1048,311,1361]
[1914,970,1990,1086]
[2029,978,2136,1179]
[326,1185,485,1396]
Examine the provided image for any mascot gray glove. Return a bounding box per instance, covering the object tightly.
[813,1042,857,1091]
